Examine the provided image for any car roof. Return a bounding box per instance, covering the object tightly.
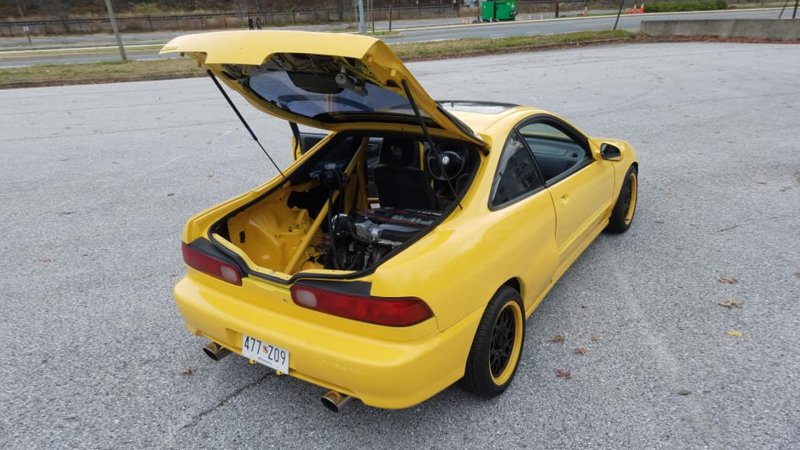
[441,102,542,136]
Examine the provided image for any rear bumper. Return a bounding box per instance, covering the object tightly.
[173,276,481,409]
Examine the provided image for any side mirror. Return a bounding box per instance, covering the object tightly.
[600,143,622,161]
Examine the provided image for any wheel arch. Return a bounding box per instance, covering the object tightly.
[501,277,523,299]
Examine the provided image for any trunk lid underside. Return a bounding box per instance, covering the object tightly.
[160,30,487,149]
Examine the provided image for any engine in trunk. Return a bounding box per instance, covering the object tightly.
[209,132,479,276]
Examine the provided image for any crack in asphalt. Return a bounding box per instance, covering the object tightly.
[606,240,723,447]
[163,372,271,446]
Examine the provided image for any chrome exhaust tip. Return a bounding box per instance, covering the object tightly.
[203,342,231,361]
[321,390,351,413]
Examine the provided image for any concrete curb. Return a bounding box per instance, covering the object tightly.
[640,19,800,40]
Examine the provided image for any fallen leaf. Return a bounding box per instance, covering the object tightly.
[718,299,743,309]
[590,336,602,342]
[59,211,76,216]
[725,330,743,337]
[677,389,691,396]
[207,174,214,178]
[574,347,587,355]
[167,193,175,197]
[179,367,194,376]
[550,335,565,344]
[718,276,738,284]
[556,369,572,380]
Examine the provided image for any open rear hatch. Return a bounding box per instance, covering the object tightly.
[162,31,486,281]
[161,30,487,148]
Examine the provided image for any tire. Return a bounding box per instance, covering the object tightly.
[462,286,525,398]
[606,165,638,233]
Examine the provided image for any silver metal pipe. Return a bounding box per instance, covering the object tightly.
[203,342,231,361]
[321,390,352,412]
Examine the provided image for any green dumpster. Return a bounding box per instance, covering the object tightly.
[481,0,517,22]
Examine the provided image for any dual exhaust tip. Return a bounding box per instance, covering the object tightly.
[203,341,351,412]
[320,390,351,413]
[203,341,231,361]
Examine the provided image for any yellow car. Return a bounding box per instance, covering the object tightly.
[162,30,638,412]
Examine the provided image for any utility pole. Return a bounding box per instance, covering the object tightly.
[104,0,127,61]
[613,0,624,30]
[778,0,789,18]
[370,0,375,32]
[793,0,798,19]
[358,0,366,34]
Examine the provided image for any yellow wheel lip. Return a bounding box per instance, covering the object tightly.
[624,172,638,225]
[489,300,524,386]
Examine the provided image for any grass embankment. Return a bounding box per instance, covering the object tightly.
[0,30,634,89]
[0,58,203,88]
[645,0,728,12]
[392,30,633,60]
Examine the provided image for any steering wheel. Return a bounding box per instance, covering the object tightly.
[427,149,466,181]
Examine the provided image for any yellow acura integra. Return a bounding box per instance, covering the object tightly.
[162,31,638,411]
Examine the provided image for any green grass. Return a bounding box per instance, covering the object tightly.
[0,58,204,88]
[391,30,633,60]
[0,30,634,89]
[645,0,728,13]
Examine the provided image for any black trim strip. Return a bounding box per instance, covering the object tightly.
[187,238,249,280]
[437,99,520,109]
[544,158,595,188]
[293,279,372,296]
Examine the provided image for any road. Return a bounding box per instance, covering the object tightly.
[1,41,799,449]
[390,8,782,42]
[0,8,783,67]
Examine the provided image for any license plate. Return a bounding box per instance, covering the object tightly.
[241,335,289,373]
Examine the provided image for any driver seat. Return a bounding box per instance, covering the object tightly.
[372,138,437,210]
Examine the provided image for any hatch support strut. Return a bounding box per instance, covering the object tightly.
[401,79,462,211]
[206,70,286,180]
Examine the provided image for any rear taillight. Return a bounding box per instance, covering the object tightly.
[290,284,433,327]
[181,242,242,286]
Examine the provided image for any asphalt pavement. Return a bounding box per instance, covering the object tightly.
[1,42,799,448]
[0,8,783,67]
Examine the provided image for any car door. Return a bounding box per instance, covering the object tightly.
[489,131,558,311]
[518,118,615,265]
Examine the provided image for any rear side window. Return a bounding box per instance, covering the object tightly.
[491,132,544,207]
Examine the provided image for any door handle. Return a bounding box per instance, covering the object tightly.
[560,194,569,206]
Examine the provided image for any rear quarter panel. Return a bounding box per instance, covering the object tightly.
[370,111,559,332]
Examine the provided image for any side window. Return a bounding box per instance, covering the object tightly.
[491,132,544,207]
[518,121,589,183]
